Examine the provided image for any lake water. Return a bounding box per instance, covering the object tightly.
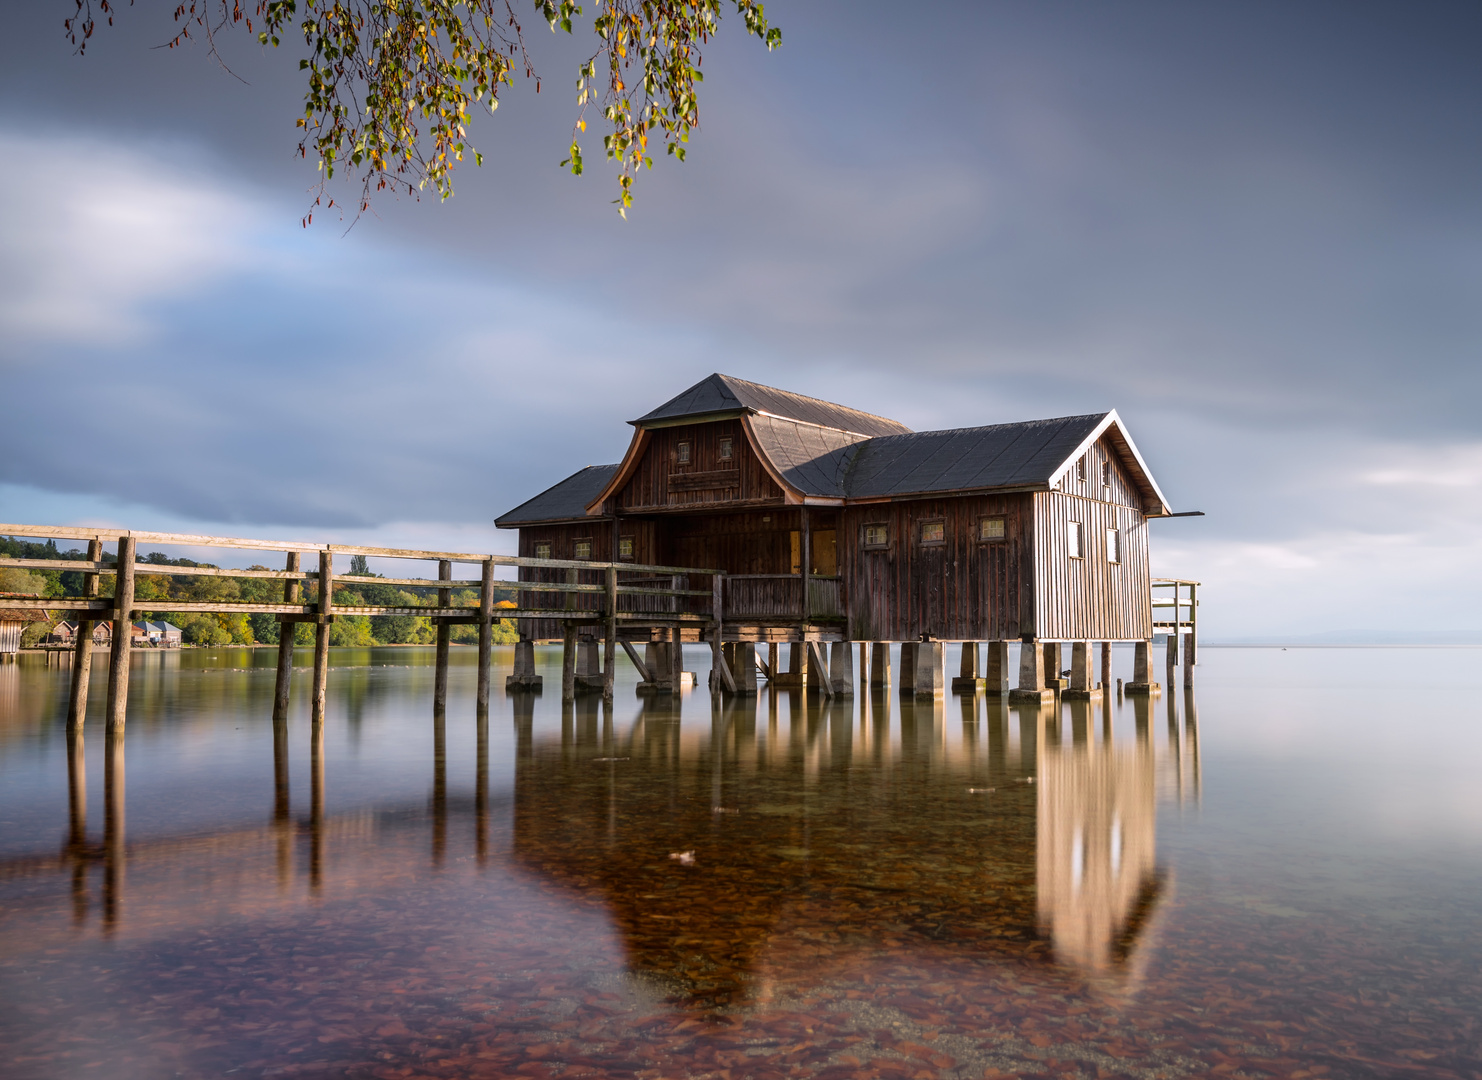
[1,644,1480,1079]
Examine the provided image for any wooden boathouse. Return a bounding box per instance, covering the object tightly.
[496,374,1197,701]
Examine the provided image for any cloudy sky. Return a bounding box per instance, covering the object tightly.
[1,2,1478,640]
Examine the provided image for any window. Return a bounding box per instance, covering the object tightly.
[862,523,889,549]
[978,516,1006,542]
[1067,521,1083,558]
[1075,457,1087,482]
[573,539,592,560]
[718,437,733,460]
[619,536,634,560]
[676,441,691,465]
[534,542,552,560]
[1102,461,1112,488]
[1106,529,1120,563]
[919,520,945,545]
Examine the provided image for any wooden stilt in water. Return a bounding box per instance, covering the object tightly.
[1126,639,1159,695]
[311,549,332,724]
[870,642,891,688]
[898,641,917,693]
[859,641,868,689]
[1100,641,1112,693]
[105,535,136,730]
[1009,637,1053,703]
[272,550,301,724]
[67,538,103,728]
[477,558,495,712]
[561,622,578,702]
[768,643,779,685]
[434,559,452,712]
[985,641,1009,697]
[308,713,324,892]
[830,641,854,696]
[1183,632,1195,688]
[603,565,618,702]
[671,626,684,690]
[67,722,86,854]
[1165,631,1179,673]
[808,641,833,696]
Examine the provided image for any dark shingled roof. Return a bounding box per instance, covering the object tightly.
[634,373,911,438]
[495,464,618,526]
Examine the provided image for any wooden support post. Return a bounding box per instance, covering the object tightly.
[105,534,136,729]
[768,643,780,684]
[898,641,917,693]
[1183,632,1195,689]
[671,626,685,690]
[1009,637,1053,703]
[913,641,944,697]
[311,549,332,724]
[67,537,103,728]
[830,641,854,696]
[622,639,652,682]
[1065,642,1101,700]
[477,558,495,711]
[561,622,578,702]
[1165,630,1179,671]
[710,575,736,694]
[1127,639,1159,695]
[603,565,618,701]
[273,551,301,724]
[433,559,452,712]
[859,642,868,689]
[800,507,811,620]
[732,642,758,695]
[870,642,891,688]
[985,641,1009,696]
[1043,642,1065,691]
[809,641,835,698]
[1100,641,1112,692]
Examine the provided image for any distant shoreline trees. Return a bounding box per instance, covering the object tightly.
[0,536,519,648]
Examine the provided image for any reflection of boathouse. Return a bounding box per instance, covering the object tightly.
[510,691,1194,1003]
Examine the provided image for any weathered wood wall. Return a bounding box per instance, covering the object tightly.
[614,422,787,513]
[1032,492,1150,641]
[1054,437,1143,509]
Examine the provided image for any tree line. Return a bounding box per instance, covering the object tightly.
[1,538,519,648]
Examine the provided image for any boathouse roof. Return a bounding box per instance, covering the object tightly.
[632,373,911,438]
[496,463,620,527]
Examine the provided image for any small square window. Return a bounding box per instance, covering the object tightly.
[573,540,592,560]
[619,536,634,559]
[978,516,1005,542]
[1106,529,1120,563]
[534,542,552,560]
[919,520,945,545]
[718,437,733,460]
[1075,458,1087,482]
[862,523,889,549]
[1067,521,1083,558]
[676,441,691,465]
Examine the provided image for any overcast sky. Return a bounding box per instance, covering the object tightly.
[2,1,1478,639]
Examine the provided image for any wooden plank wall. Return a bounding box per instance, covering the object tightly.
[1054,437,1142,509]
[1032,492,1150,641]
[616,421,786,512]
[839,494,1033,643]
[662,509,808,575]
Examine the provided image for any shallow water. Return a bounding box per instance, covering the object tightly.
[1,644,1480,1079]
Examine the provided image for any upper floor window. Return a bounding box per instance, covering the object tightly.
[862,523,889,549]
[1067,521,1083,558]
[676,441,691,465]
[1075,458,1087,482]
[1106,529,1120,563]
[573,539,592,560]
[919,520,945,545]
[619,536,634,560]
[1102,461,1112,488]
[718,437,733,461]
[534,542,552,560]
[978,516,1006,542]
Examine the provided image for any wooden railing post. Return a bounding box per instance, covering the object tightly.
[477,558,495,711]
[434,559,452,712]
[67,537,103,728]
[603,565,618,701]
[311,549,332,724]
[105,534,136,729]
[273,550,301,723]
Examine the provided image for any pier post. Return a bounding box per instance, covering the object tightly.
[671,626,685,690]
[830,641,854,696]
[914,641,944,697]
[1100,641,1111,693]
[434,559,452,712]
[898,641,917,693]
[808,641,834,697]
[1064,642,1101,700]
[870,642,891,689]
[952,641,983,693]
[859,642,868,689]
[1126,639,1160,695]
[985,641,1009,696]
[67,537,104,728]
[603,565,618,702]
[1165,631,1178,674]
[1010,637,1054,703]
[105,534,136,729]
[1043,641,1065,691]
[311,549,332,724]
[507,639,541,691]
[561,622,578,702]
[477,558,495,711]
[272,551,301,724]
[732,642,758,695]
[1183,632,1195,689]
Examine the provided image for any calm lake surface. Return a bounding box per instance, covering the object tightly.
[2,645,1480,1079]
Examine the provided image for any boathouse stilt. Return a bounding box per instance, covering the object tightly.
[508,640,541,691]
[1100,642,1112,695]
[913,641,944,697]
[733,642,758,695]
[311,550,332,723]
[952,641,983,693]
[1010,638,1054,703]
[1183,632,1195,689]
[104,534,136,729]
[1064,642,1101,700]
[1044,642,1064,691]
[67,537,103,728]
[272,551,301,724]
[898,641,916,693]
[1127,639,1159,696]
[870,642,891,689]
[985,641,1009,697]
[829,641,853,696]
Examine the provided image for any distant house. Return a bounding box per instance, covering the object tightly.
[48,620,114,647]
[132,621,183,647]
[1,595,50,656]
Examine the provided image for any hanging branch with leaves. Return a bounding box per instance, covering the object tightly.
[65,0,781,219]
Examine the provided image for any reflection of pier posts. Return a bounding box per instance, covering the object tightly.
[514,693,535,762]
[102,725,124,931]
[432,711,447,867]
[1166,688,1183,805]
[309,717,325,892]
[273,712,291,889]
[1184,687,1201,806]
[1015,702,1040,775]
[67,723,88,923]
[67,537,104,728]
[475,709,489,865]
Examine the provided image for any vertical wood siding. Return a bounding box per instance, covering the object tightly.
[616,421,786,512]
[1054,437,1142,509]
[1032,492,1150,641]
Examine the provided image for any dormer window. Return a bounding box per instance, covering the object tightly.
[676,441,691,465]
[718,437,733,460]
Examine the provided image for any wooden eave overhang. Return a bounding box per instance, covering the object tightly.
[1047,411,1172,517]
